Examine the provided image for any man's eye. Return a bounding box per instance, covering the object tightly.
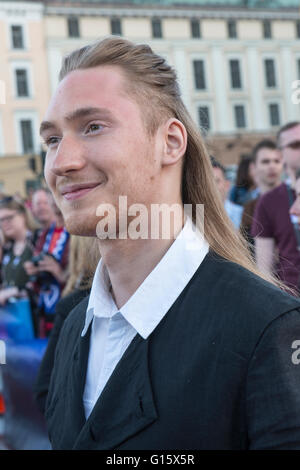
[86,123,103,134]
[44,137,59,147]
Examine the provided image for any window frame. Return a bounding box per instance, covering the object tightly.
[14,111,39,155]
[264,58,277,89]
[229,59,242,90]
[191,19,201,39]
[227,20,237,39]
[193,59,206,90]
[233,104,247,129]
[15,69,29,98]
[263,20,272,39]
[111,18,122,36]
[67,16,80,38]
[198,105,211,132]
[11,25,24,50]
[151,18,163,39]
[20,119,34,154]
[268,102,281,127]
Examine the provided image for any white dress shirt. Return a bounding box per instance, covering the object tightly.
[82,217,209,419]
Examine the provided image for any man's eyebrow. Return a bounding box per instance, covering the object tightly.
[39,107,114,136]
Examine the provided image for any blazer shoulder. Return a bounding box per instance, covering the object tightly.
[196,251,300,324]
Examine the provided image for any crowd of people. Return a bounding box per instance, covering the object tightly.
[0,188,99,338]
[212,120,300,296]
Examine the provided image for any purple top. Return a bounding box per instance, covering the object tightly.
[251,183,300,292]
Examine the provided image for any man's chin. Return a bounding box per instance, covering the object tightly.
[64,216,97,237]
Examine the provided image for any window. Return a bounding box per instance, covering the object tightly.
[193,60,206,90]
[111,18,122,36]
[152,19,162,38]
[234,105,246,129]
[198,106,210,131]
[264,59,276,88]
[269,103,280,127]
[16,69,29,97]
[191,19,201,38]
[263,20,272,39]
[227,20,237,39]
[229,60,242,89]
[11,25,24,49]
[20,120,34,154]
[296,21,300,39]
[67,17,80,38]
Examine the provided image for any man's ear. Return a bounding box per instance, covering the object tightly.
[161,118,187,167]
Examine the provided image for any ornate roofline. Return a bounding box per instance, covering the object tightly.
[44,5,300,20]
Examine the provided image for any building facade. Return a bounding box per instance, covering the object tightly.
[0,0,50,194]
[0,0,300,194]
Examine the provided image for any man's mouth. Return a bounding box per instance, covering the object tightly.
[60,182,101,201]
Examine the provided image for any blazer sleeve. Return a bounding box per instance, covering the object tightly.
[246,308,300,449]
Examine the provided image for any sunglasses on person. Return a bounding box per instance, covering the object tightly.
[280,140,300,150]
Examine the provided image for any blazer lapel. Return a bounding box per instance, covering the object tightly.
[73,333,158,450]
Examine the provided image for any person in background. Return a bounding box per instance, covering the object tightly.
[229,154,257,206]
[31,188,57,245]
[211,157,243,230]
[290,168,300,227]
[0,197,39,306]
[251,122,300,294]
[240,140,283,248]
[24,196,70,336]
[34,236,100,414]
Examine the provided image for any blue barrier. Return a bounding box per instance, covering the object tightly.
[0,298,34,342]
[0,298,51,449]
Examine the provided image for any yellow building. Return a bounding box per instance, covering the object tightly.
[0,0,50,195]
[0,0,300,195]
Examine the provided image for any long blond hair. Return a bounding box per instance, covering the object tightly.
[59,37,284,289]
[62,236,100,296]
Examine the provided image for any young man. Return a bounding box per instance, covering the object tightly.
[241,140,282,245]
[251,123,300,293]
[42,37,300,450]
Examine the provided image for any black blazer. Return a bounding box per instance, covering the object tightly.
[45,251,300,450]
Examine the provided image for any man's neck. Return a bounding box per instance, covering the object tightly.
[98,214,184,310]
[42,219,55,230]
[259,180,281,195]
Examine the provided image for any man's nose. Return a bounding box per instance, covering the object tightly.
[49,135,86,176]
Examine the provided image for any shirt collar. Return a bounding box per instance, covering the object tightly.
[82,217,209,339]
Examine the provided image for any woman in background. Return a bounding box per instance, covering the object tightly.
[0,197,39,306]
[229,155,258,206]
